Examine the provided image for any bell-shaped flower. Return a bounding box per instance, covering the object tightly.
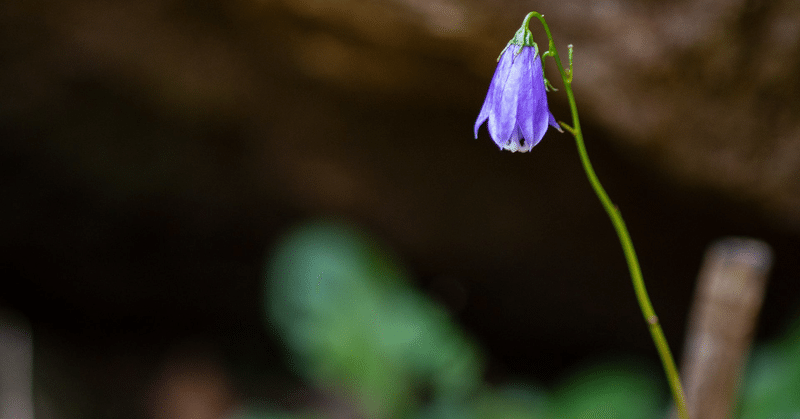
[474,43,560,152]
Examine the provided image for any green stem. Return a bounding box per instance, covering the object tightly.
[530,12,690,419]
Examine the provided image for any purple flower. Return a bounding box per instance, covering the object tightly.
[474,45,560,152]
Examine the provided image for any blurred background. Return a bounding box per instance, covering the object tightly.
[2,0,800,418]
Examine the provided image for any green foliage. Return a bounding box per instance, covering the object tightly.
[736,315,800,419]
[472,385,549,419]
[546,360,664,419]
[261,218,800,419]
[265,220,482,418]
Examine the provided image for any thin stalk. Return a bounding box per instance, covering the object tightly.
[530,12,690,419]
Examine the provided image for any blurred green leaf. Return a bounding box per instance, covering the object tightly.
[264,219,482,418]
[414,384,547,419]
[473,385,549,419]
[736,314,800,419]
[546,359,663,419]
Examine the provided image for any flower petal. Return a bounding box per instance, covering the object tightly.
[514,47,540,150]
[549,112,562,132]
[527,51,556,149]
[474,47,514,139]
[492,47,525,147]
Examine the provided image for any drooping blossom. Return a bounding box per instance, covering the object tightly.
[474,43,560,152]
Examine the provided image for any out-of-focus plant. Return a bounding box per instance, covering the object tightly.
[545,360,664,419]
[264,220,482,418]
[736,314,800,419]
[253,218,800,419]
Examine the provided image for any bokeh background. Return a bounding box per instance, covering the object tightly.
[3,0,800,418]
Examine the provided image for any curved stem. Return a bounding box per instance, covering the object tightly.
[530,12,690,419]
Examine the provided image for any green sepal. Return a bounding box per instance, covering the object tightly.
[509,12,537,47]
